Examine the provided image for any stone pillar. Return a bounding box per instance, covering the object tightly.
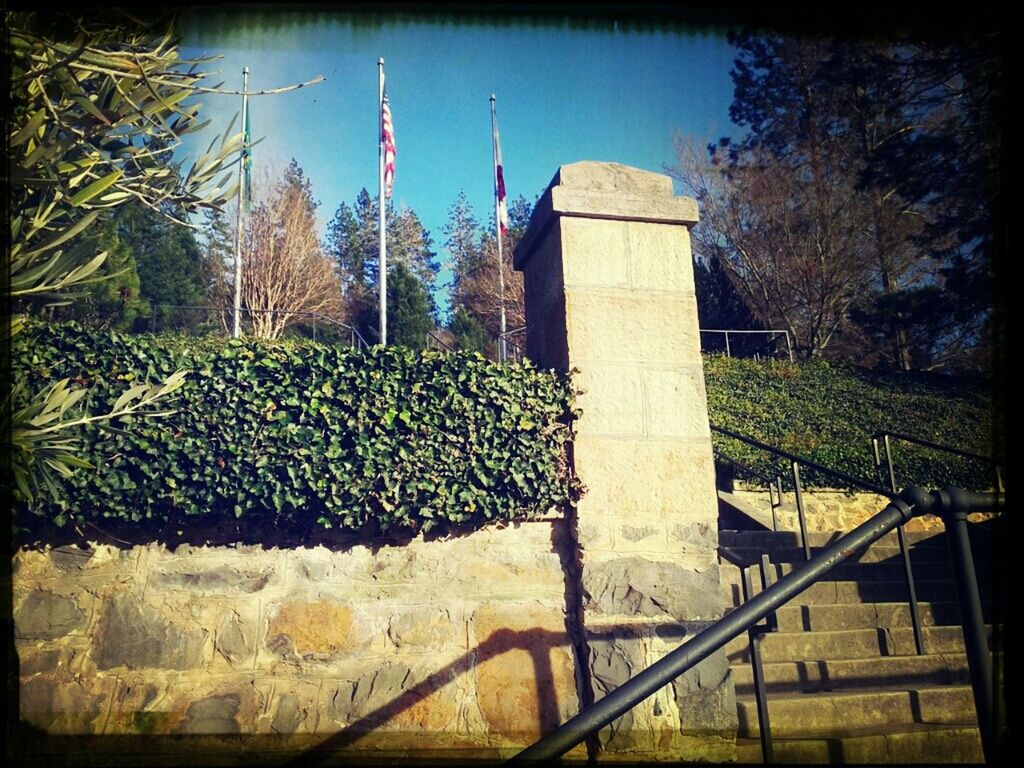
[514,162,736,761]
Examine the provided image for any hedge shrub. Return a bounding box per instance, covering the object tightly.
[13,322,582,537]
[703,355,999,491]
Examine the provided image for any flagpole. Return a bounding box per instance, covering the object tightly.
[232,66,249,339]
[490,94,507,362]
[378,58,387,346]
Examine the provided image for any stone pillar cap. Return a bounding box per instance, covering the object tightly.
[551,161,674,195]
[514,161,698,270]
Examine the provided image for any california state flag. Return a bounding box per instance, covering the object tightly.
[493,113,508,234]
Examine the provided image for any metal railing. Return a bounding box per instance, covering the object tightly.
[741,553,779,762]
[874,431,1004,495]
[700,329,794,362]
[498,325,527,363]
[510,487,1000,764]
[711,424,926,658]
[425,330,455,352]
[146,304,370,349]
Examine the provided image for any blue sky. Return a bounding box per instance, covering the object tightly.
[176,11,740,317]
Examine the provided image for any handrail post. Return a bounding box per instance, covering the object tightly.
[791,462,810,561]
[743,558,774,764]
[882,434,898,494]
[938,489,994,763]
[773,476,783,533]
[725,331,731,357]
[768,476,780,532]
[878,435,925,655]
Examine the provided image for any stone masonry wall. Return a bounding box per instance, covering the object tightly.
[729,485,987,534]
[14,161,738,765]
[514,162,736,762]
[13,519,586,763]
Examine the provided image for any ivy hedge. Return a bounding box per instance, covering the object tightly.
[703,355,1000,492]
[12,322,582,539]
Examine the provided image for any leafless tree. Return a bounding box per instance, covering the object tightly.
[460,233,525,339]
[672,136,875,360]
[211,165,344,339]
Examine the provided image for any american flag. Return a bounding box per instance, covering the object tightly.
[493,112,508,234]
[381,81,396,199]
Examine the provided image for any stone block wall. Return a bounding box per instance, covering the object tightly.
[13,161,738,764]
[729,485,990,534]
[514,162,736,761]
[13,520,586,763]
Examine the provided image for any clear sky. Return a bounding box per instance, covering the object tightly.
[175,10,741,318]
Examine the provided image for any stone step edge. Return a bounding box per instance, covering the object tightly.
[732,723,983,764]
[730,651,969,675]
[734,682,977,706]
[726,624,991,643]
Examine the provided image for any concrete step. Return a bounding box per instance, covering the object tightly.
[719,527,991,551]
[723,577,991,608]
[720,542,992,565]
[730,653,970,695]
[724,624,990,664]
[726,601,984,632]
[718,490,777,531]
[733,723,983,763]
[720,557,959,585]
[735,685,978,738]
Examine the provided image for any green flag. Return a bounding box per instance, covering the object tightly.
[242,102,252,210]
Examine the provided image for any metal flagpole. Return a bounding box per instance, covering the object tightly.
[378,58,387,346]
[232,66,249,339]
[490,94,507,362]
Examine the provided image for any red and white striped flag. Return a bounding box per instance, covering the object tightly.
[493,112,508,234]
[381,80,396,198]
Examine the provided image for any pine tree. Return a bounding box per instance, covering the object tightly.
[447,307,488,355]
[52,216,148,330]
[325,188,438,342]
[444,190,483,310]
[374,262,435,350]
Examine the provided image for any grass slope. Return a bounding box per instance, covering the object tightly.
[702,355,999,491]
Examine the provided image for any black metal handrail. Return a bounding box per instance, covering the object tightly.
[874,431,1004,494]
[712,424,895,499]
[711,423,926,658]
[425,330,455,352]
[874,431,999,465]
[509,487,1000,764]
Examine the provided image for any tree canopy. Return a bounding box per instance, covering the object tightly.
[673,29,1001,371]
[6,9,246,500]
[324,188,439,344]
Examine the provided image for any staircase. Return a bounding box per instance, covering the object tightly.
[718,524,997,763]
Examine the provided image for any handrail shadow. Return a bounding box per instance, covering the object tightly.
[11,620,691,766]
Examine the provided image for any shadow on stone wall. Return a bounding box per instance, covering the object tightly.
[11,620,699,766]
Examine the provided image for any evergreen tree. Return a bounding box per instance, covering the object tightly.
[199,207,235,306]
[52,215,148,330]
[361,262,434,350]
[103,202,206,328]
[325,188,438,342]
[693,254,761,355]
[444,190,483,310]
[447,307,488,355]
